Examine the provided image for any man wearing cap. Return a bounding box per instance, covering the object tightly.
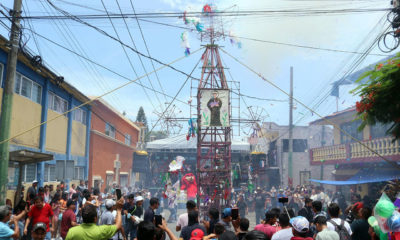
[0,205,22,240]
[218,208,233,231]
[101,199,126,240]
[32,222,47,240]
[290,216,313,240]
[124,195,144,240]
[60,200,79,239]
[65,198,124,240]
[179,211,206,240]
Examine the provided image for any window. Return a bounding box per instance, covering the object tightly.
[120,174,128,187]
[23,164,37,182]
[282,139,308,152]
[105,123,116,138]
[44,164,56,182]
[74,167,84,180]
[48,92,68,114]
[0,63,3,86]
[299,171,311,185]
[370,123,391,139]
[125,134,131,145]
[73,108,87,124]
[14,73,42,104]
[340,120,363,144]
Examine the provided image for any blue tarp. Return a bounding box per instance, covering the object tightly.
[309,167,400,185]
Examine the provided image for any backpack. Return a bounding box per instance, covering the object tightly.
[329,219,351,240]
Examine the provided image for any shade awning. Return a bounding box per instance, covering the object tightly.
[310,167,400,185]
[9,150,53,165]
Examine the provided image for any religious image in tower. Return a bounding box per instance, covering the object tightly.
[207,91,222,126]
[200,89,229,127]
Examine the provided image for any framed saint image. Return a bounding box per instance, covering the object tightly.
[200,89,230,127]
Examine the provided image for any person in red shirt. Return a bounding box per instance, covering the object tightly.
[60,199,79,239]
[24,196,54,240]
[254,211,277,239]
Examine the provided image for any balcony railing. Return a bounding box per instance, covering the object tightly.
[310,137,400,164]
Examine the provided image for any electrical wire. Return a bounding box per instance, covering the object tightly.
[220,47,400,169]
[0,44,204,145]
[100,0,159,110]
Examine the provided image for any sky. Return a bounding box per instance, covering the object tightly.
[0,0,393,138]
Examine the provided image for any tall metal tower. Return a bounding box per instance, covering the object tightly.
[196,42,232,211]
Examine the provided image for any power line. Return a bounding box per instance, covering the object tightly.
[100,0,159,110]
[127,0,168,103]
[220,47,400,169]
[136,18,389,57]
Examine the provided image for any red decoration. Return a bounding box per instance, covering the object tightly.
[181,173,197,200]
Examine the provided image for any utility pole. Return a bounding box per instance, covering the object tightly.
[288,66,293,187]
[320,125,326,184]
[0,0,22,204]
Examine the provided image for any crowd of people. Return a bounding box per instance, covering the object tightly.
[0,180,395,240]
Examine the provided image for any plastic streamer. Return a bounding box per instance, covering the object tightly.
[181,31,191,56]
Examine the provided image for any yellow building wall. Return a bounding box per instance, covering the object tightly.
[46,110,68,153]
[10,95,41,148]
[71,121,86,156]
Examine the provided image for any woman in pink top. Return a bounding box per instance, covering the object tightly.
[50,193,61,238]
[254,211,277,239]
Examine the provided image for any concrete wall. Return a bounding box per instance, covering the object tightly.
[258,123,335,188]
[71,121,86,156]
[46,110,68,154]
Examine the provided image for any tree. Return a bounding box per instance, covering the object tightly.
[353,53,400,139]
[136,106,148,128]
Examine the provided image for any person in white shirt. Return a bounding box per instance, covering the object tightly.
[327,203,352,236]
[176,200,197,232]
[271,213,293,240]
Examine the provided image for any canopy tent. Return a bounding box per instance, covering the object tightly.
[146,134,250,152]
[309,167,400,185]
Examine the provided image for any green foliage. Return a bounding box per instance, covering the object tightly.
[135,106,148,128]
[352,52,400,139]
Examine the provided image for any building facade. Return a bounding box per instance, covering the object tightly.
[254,122,334,188]
[0,36,91,189]
[88,98,140,192]
[309,108,400,199]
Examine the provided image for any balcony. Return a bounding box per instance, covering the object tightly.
[310,137,400,165]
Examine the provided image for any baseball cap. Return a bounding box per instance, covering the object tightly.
[222,208,232,218]
[105,199,115,208]
[32,180,38,184]
[354,202,364,211]
[290,216,310,233]
[190,229,204,240]
[135,196,144,202]
[33,222,46,232]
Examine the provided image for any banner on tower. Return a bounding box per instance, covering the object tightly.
[200,89,229,127]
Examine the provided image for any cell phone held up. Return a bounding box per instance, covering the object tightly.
[155,214,162,227]
[116,188,122,200]
[231,208,239,220]
[278,197,289,203]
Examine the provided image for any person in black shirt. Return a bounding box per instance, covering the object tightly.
[351,207,372,240]
[298,198,314,222]
[180,211,207,240]
[204,207,219,235]
[144,197,159,223]
[254,191,265,224]
[237,218,249,240]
